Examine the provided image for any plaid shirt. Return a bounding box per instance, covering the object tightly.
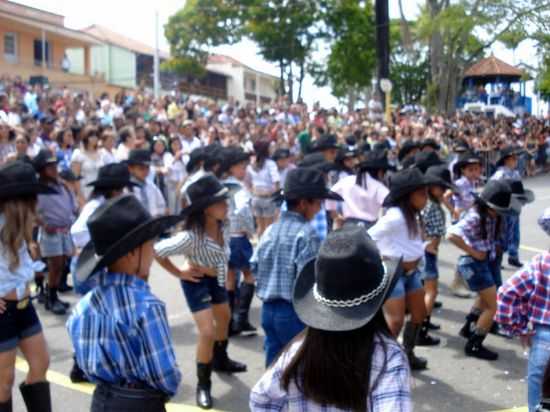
[496,252,550,336]
[452,176,478,211]
[66,272,181,396]
[422,200,446,238]
[447,208,499,259]
[491,166,521,181]
[252,211,321,302]
[281,202,328,241]
[250,334,411,412]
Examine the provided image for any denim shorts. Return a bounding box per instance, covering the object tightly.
[456,256,496,292]
[228,236,253,270]
[38,229,74,258]
[422,251,439,280]
[251,196,277,218]
[181,276,228,313]
[0,300,42,352]
[388,269,423,299]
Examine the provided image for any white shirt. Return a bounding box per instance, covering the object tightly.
[132,179,166,218]
[180,136,202,164]
[115,143,131,162]
[368,207,424,262]
[326,174,388,222]
[0,214,35,299]
[246,160,280,192]
[70,197,104,249]
[71,148,103,199]
[100,148,117,165]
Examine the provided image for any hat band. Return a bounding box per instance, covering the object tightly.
[312,265,389,308]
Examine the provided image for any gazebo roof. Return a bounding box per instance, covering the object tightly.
[464,55,524,78]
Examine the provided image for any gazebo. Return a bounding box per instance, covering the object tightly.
[459,55,531,114]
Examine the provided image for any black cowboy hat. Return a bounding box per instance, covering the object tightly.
[293,226,402,332]
[221,146,250,174]
[272,148,291,161]
[75,194,181,283]
[186,147,205,174]
[203,144,225,171]
[452,151,482,177]
[298,152,337,173]
[274,167,343,202]
[180,174,230,217]
[397,140,419,162]
[335,147,357,163]
[59,169,82,182]
[382,168,429,207]
[312,134,339,152]
[0,161,57,200]
[32,148,58,172]
[505,179,535,205]
[452,139,470,153]
[420,138,440,151]
[86,163,138,189]
[425,164,457,192]
[413,151,445,173]
[127,149,152,166]
[496,146,522,167]
[357,150,391,172]
[472,180,522,216]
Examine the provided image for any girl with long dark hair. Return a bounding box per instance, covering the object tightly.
[251,226,410,411]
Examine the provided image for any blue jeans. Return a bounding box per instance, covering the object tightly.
[528,325,550,412]
[261,300,305,367]
[506,214,520,260]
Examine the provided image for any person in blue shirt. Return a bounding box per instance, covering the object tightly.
[66,194,182,411]
[252,167,342,367]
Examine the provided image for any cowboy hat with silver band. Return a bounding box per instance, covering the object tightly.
[472,180,522,216]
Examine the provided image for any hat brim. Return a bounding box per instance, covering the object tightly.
[424,175,457,193]
[126,160,151,166]
[75,214,181,283]
[382,182,429,207]
[180,188,229,217]
[513,189,535,205]
[273,188,343,203]
[86,178,138,188]
[473,193,522,216]
[293,257,403,332]
[0,182,57,200]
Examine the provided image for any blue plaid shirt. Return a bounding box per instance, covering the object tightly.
[250,334,411,412]
[447,208,499,260]
[66,272,181,396]
[281,202,328,241]
[252,211,321,302]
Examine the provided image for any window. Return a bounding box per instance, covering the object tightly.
[3,33,17,63]
[34,39,51,67]
[248,78,256,92]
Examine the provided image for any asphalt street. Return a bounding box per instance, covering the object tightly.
[11,174,550,412]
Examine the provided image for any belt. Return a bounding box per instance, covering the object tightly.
[43,226,70,234]
[96,383,168,402]
[4,297,31,310]
[253,191,274,198]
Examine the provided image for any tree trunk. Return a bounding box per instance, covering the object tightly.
[287,62,294,103]
[279,59,286,96]
[347,89,357,112]
[297,60,305,102]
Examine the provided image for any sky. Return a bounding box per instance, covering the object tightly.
[14,0,546,114]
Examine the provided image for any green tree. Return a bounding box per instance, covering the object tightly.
[310,0,377,110]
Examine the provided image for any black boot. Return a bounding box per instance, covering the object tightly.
[58,263,73,293]
[465,330,499,361]
[234,283,257,335]
[459,311,480,339]
[196,363,213,409]
[416,318,441,346]
[19,381,52,412]
[45,287,67,315]
[35,278,46,305]
[508,257,523,268]
[433,301,443,309]
[0,399,12,412]
[69,356,89,383]
[227,290,241,337]
[212,340,247,373]
[425,315,440,330]
[403,322,428,370]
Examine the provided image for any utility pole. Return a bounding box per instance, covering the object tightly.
[154,10,160,99]
[375,0,390,109]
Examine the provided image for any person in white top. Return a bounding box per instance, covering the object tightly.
[127,149,167,218]
[99,130,117,165]
[114,126,135,162]
[164,137,187,214]
[71,127,104,200]
[179,120,202,164]
[327,150,390,229]
[368,168,430,371]
[245,139,280,236]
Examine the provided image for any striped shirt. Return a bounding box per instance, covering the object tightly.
[66,272,181,396]
[154,229,228,287]
[496,252,550,336]
[250,334,411,412]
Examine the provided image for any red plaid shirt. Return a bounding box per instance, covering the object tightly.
[496,252,550,335]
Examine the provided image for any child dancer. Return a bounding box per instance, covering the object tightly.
[155,174,246,409]
[417,165,455,345]
[447,180,518,361]
[496,207,550,411]
[0,161,55,412]
[368,168,430,370]
[449,151,483,298]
